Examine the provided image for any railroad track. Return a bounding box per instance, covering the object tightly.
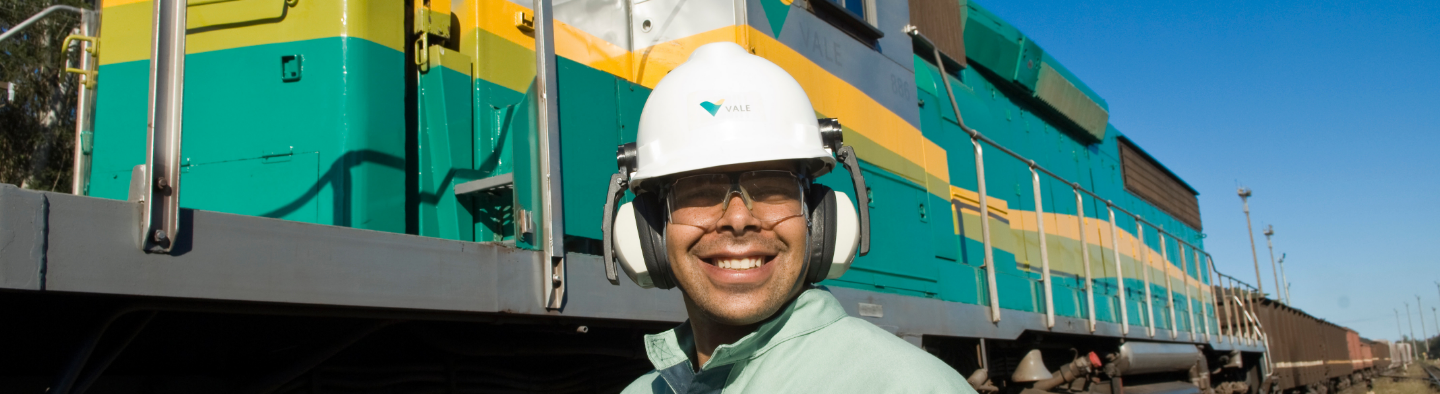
[1422,364,1440,389]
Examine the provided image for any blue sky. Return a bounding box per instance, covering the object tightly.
[975,0,1440,340]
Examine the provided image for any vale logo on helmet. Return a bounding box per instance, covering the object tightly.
[699,99,752,116]
[688,91,762,129]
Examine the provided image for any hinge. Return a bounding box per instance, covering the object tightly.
[415,7,451,40]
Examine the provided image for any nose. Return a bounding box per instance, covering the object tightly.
[714,193,761,235]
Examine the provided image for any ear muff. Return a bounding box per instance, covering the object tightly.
[631,192,678,289]
[804,184,838,283]
[611,202,653,288]
[828,191,861,279]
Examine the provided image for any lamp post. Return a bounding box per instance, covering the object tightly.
[1238,187,1264,297]
[1263,225,1280,303]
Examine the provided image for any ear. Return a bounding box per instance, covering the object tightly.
[827,191,861,279]
[612,202,654,288]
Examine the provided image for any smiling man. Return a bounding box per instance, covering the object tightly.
[606,42,974,393]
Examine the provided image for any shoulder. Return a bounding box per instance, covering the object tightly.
[829,316,973,376]
[806,317,975,391]
[620,370,673,394]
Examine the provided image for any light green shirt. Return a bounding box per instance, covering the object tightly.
[622,288,976,393]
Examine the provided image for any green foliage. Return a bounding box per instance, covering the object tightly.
[0,0,90,191]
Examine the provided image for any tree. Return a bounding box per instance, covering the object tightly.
[1,0,90,191]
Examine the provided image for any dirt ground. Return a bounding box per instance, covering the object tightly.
[1367,361,1438,394]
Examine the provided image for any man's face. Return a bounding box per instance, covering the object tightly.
[665,162,810,326]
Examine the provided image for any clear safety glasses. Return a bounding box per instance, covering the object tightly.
[666,170,805,231]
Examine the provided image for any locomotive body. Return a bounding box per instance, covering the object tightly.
[85,0,1220,341]
[1,0,1397,392]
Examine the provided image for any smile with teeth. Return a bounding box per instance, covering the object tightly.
[711,256,769,271]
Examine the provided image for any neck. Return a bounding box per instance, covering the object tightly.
[682,296,761,371]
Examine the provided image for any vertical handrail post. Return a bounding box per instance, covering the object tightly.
[1218,267,1232,344]
[71,9,100,195]
[1160,233,1177,339]
[141,0,186,253]
[1192,248,1203,342]
[1077,188,1096,332]
[975,139,1000,323]
[1108,204,1129,335]
[533,0,567,310]
[1137,221,1155,337]
[1032,165,1053,328]
[1186,243,1198,337]
[1224,275,1237,344]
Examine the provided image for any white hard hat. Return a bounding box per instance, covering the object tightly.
[631,42,836,189]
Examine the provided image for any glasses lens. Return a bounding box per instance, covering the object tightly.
[667,171,803,230]
[739,171,803,222]
[669,174,730,227]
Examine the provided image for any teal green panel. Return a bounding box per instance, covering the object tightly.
[935,262,980,304]
[88,60,150,201]
[510,83,542,250]
[963,1,1022,79]
[472,78,525,243]
[1051,278,1081,319]
[556,57,619,241]
[929,194,958,261]
[181,153,319,221]
[89,38,406,233]
[417,63,476,241]
[821,163,939,296]
[615,79,648,145]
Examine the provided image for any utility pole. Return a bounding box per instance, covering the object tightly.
[1407,302,1419,360]
[1278,253,1291,304]
[1397,309,1408,366]
[1238,187,1263,297]
[1433,306,1438,360]
[1420,296,1429,345]
[1420,295,1430,360]
[1263,225,1280,303]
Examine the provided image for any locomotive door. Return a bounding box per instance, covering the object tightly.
[413,0,478,241]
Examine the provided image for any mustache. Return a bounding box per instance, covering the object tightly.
[688,232,790,256]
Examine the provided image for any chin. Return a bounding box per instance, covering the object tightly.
[696,292,787,326]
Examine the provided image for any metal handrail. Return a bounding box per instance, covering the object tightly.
[0,5,85,43]
[908,29,1265,345]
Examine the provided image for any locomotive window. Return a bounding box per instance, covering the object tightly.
[827,0,865,21]
[1117,137,1202,230]
[807,0,883,45]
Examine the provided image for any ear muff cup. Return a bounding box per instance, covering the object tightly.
[631,192,678,289]
[804,184,838,284]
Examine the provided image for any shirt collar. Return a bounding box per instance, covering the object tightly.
[643,287,849,371]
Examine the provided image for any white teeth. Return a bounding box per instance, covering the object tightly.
[715,257,764,270]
